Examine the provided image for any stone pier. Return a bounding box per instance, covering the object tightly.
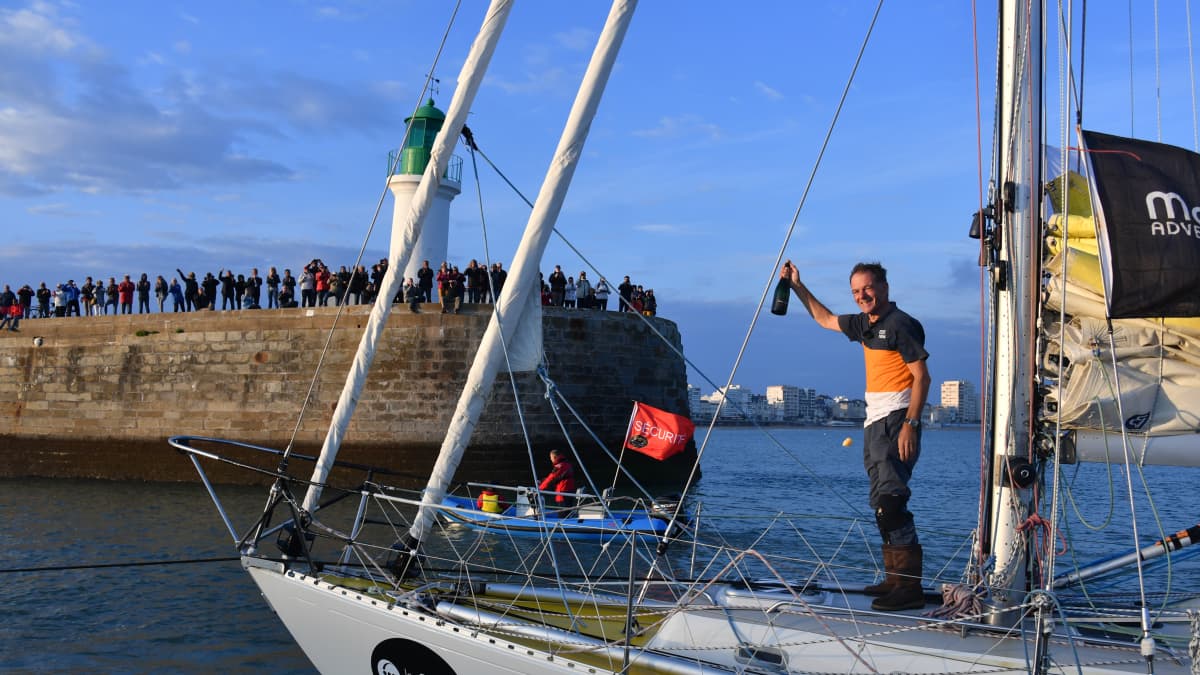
[0,304,693,488]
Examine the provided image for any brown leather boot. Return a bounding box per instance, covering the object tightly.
[863,545,899,596]
[871,544,925,611]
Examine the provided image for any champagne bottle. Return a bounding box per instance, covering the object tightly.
[771,276,790,316]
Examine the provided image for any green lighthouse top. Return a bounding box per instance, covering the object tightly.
[390,98,460,181]
[406,98,446,124]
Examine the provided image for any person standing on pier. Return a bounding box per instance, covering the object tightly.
[247,269,263,309]
[594,276,610,310]
[36,283,51,318]
[18,284,33,319]
[118,275,135,315]
[618,276,633,312]
[417,260,434,303]
[169,278,184,312]
[93,281,106,315]
[154,275,169,312]
[201,273,218,311]
[177,270,198,312]
[266,267,280,309]
[0,285,17,331]
[137,273,152,314]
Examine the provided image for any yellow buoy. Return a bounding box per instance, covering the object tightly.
[842,437,853,447]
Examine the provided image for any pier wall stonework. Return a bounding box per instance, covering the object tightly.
[0,305,693,487]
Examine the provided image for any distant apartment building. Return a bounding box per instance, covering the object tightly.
[698,385,771,422]
[766,385,819,423]
[941,380,979,423]
[829,396,867,423]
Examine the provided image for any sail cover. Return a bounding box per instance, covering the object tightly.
[1082,130,1200,318]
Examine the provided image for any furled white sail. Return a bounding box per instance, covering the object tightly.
[300,0,514,514]
[406,0,637,546]
[1040,170,1200,466]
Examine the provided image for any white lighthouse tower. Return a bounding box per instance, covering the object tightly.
[387,98,462,295]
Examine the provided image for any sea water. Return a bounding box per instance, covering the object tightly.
[2,427,1196,672]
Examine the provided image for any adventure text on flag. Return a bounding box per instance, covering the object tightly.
[1081,130,1200,318]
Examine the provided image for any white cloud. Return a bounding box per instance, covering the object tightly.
[0,2,412,197]
[486,67,568,95]
[554,27,595,52]
[634,223,692,235]
[174,40,191,55]
[26,202,97,217]
[754,80,784,101]
[631,115,721,141]
[0,2,78,54]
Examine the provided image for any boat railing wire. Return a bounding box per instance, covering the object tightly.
[172,434,1200,661]
[175,429,1003,598]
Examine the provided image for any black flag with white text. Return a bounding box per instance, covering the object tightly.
[1082,130,1200,318]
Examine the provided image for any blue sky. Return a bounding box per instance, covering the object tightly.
[1,1,1196,398]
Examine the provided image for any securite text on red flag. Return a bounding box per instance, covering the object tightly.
[624,401,694,461]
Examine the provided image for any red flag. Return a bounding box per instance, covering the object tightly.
[623,401,694,461]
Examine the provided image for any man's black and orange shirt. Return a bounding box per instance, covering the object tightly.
[837,302,928,426]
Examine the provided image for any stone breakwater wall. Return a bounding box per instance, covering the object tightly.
[0,305,693,487]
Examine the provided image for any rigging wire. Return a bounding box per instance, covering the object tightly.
[280,0,465,464]
[1155,0,1163,140]
[466,139,865,517]
[970,0,991,577]
[462,141,541,493]
[668,0,887,529]
[1190,0,1199,151]
[1043,0,1074,590]
[1129,0,1136,136]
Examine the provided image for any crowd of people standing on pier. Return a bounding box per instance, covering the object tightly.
[0,257,659,331]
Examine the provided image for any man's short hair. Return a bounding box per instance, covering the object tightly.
[850,262,888,286]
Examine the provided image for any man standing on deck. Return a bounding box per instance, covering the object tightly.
[779,260,931,612]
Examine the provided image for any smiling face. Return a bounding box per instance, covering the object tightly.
[850,270,889,319]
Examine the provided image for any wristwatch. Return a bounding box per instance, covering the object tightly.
[903,417,921,430]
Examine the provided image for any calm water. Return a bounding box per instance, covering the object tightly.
[2,427,1195,672]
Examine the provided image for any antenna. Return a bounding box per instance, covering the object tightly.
[427,74,441,97]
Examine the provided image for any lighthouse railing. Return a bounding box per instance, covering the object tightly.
[388,150,463,183]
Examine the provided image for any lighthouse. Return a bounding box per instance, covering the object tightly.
[387,98,462,293]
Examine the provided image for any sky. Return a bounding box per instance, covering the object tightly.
[2,1,1198,399]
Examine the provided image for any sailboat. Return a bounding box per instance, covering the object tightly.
[170,0,1200,672]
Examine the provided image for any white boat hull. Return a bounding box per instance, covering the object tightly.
[245,559,594,674]
[246,557,1190,674]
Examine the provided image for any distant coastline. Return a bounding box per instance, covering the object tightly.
[693,420,981,429]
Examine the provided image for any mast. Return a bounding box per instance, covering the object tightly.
[981,0,1041,624]
[405,0,638,547]
[300,0,514,513]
